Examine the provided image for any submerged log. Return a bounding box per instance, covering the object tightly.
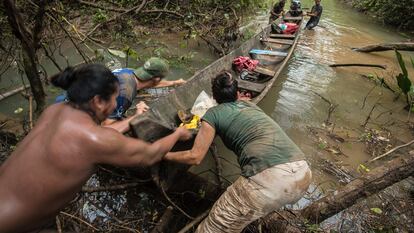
[257,153,414,232]
[329,63,386,69]
[353,42,414,52]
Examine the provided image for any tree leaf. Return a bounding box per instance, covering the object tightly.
[318,142,327,150]
[358,164,370,173]
[370,207,383,214]
[395,50,408,78]
[14,107,23,114]
[123,47,139,60]
[108,48,126,58]
[396,73,411,94]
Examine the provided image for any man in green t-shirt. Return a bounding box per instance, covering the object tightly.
[164,71,312,232]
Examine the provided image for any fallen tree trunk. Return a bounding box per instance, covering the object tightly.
[0,85,30,101]
[302,153,414,223]
[353,42,414,52]
[329,63,386,69]
[257,153,414,232]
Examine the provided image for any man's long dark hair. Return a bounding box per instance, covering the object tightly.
[211,71,238,104]
[51,64,118,105]
[50,64,119,119]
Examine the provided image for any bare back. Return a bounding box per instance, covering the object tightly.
[0,104,114,232]
[0,99,189,233]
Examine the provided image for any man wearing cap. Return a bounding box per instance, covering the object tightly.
[103,57,186,133]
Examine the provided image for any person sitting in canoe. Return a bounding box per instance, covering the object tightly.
[287,0,303,17]
[0,64,191,233]
[163,71,312,233]
[56,57,186,133]
[305,0,323,30]
[269,0,286,23]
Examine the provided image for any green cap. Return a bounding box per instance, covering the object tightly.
[134,57,169,81]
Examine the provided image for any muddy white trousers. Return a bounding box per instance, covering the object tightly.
[195,160,312,233]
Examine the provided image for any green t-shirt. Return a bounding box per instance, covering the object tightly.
[202,101,305,177]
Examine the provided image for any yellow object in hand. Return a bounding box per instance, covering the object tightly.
[180,115,200,129]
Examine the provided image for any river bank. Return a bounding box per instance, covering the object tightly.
[340,0,414,32]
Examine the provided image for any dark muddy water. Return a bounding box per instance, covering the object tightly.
[191,0,414,216]
[199,0,414,184]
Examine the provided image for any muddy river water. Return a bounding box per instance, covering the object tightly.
[260,0,414,184]
[190,0,414,217]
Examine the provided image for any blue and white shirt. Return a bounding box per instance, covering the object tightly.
[55,68,138,119]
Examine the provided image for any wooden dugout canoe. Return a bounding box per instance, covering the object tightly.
[129,16,304,191]
[130,15,303,142]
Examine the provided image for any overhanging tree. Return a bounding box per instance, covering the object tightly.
[3,0,49,113]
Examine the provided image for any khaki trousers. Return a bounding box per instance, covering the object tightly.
[195,160,312,233]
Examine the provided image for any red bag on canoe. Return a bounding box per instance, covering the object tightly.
[283,23,299,34]
[232,56,259,72]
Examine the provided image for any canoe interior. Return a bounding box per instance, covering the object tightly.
[131,17,303,141]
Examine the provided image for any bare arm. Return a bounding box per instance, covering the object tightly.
[94,126,191,167]
[154,79,186,88]
[102,101,149,133]
[307,8,322,17]
[102,117,134,133]
[164,121,215,165]
[271,10,284,17]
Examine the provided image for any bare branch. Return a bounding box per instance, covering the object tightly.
[330,63,387,69]
[41,43,62,71]
[143,9,184,18]
[362,99,381,127]
[32,0,49,49]
[81,182,144,193]
[312,91,338,124]
[76,0,126,12]
[59,211,99,231]
[160,185,194,220]
[46,13,90,63]
[155,0,170,20]
[177,209,210,233]
[370,139,414,162]
[86,0,148,38]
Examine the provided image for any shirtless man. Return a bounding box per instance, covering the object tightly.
[0,64,191,233]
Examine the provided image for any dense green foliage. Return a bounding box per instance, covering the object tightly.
[350,0,414,30]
